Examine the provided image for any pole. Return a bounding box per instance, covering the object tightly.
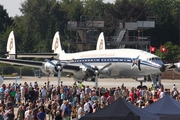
[19,67,22,78]
[179,5,180,46]
[15,77,18,91]
[38,68,41,78]
[1,67,3,77]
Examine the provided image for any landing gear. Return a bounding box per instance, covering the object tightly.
[150,74,161,86]
[136,76,148,89]
[140,81,143,87]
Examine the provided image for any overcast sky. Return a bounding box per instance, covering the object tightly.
[0,0,115,17]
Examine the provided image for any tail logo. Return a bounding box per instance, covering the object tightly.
[9,38,13,50]
[54,38,59,50]
[99,39,103,50]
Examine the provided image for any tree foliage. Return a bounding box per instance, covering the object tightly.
[155,41,180,62]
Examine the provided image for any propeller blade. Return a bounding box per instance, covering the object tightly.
[82,63,94,72]
[95,74,98,88]
[166,63,175,69]
[45,59,56,67]
[99,63,112,72]
[138,60,141,71]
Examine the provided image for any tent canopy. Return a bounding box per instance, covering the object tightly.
[144,95,180,120]
[82,97,159,120]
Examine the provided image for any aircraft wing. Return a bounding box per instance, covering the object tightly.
[6,53,58,59]
[0,58,80,71]
[0,58,43,68]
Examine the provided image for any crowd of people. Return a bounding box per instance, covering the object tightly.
[0,80,178,120]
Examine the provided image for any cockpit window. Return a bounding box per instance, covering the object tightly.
[148,57,161,61]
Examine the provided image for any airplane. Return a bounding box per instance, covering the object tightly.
[0,31,170,88]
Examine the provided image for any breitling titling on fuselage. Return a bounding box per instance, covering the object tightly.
[1,31,166,82]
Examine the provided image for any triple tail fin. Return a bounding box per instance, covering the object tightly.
[52,31,64,55]
[96,32,105,50]
[6,31,16,59]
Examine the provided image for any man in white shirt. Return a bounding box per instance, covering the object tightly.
[25,107,31,118]
[84,99,90,114]
[78,103,85,120]
[159,89,165,98]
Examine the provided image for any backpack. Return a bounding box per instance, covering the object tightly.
[133,92,137,99]
[88,103,93,113]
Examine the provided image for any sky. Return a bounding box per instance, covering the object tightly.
[0,0,115,17]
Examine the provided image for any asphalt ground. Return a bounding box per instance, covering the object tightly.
[3,76,180,90]
[3,76,180,119]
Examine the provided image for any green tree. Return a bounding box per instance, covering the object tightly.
[0,5,13,33]
[83,0,105,19]
[18,0,67,53]
[0,5,14,57]
[103,0,151,36]
[60,0,84,21]
[147,0,179,46]
[155,41,180,62]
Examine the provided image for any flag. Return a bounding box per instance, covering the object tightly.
[150,46,156,52]
[160,46,167,52]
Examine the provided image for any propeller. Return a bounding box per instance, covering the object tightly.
[82,63,112,88]
[45,58,74,86]
[131,56,141,71]
[138,60,141,71]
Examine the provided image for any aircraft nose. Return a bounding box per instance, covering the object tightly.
[160,64,165,72]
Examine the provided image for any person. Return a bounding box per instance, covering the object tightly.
[15,90,21,107]
[9,88,16,105]
[78,103,85,120]
[71,105,77,120]
[45,100,52,120]
[25,110,34,120]
[32,105,39,120]
[37,108,46,120]
[0,84,5,101]
[17,106,25,120]
[0,107,4,120]
[41,86,47,103]
[62,103,71,120]
[4,107,15,120]
[55,111,62,120]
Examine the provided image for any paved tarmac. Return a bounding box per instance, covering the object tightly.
[4,76,180,89]
[3,76,180,119]
[3,76,180,90]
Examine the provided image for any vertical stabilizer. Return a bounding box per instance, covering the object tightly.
[96,32,105,50]
[7,31,16,59]
[52,31,64,54]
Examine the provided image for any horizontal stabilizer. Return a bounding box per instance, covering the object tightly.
[5,53,59,59]
[0,58,43,68]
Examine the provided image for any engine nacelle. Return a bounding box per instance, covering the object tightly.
[41,61,58,76]
[81,66,94,77]
[80,65,98,81]
[173,63,180,75]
